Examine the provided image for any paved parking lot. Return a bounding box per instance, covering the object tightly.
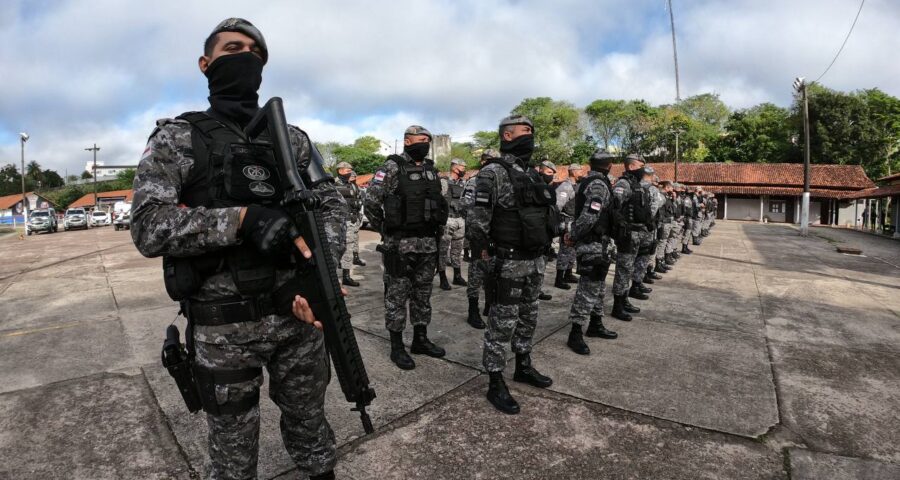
[0,221,898,479]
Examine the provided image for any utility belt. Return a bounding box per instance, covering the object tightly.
[186,295,278,326]
[491,245,543,260]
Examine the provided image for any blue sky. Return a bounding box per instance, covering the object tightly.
[2,0,898,176]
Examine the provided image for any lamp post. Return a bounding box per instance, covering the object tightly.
[19,133,29,229]
[793,77,811,237]
[671,128,684,182]
[86,144,100,209]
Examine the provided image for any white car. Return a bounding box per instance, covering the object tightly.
[91,210,111,226]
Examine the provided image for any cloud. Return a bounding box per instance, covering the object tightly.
[2,0,898,176]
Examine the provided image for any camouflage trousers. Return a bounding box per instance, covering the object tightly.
[656,223,673,261]
[668,218,684,253]
[439,216,465,269]
[193,321,336,480]
[568,248,610,326]
[682,219,694,246]
[633,253,653,282]
[691,217,704,245]
[467,257,488,300]
[612,231,641,296]
[384,252,437,332]
[483,257,544,373]
[339,217,362,270]
[556,239,577,270]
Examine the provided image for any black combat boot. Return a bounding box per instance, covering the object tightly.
[483,298,492,316]
[623,296,641,313]
[486,372,520,415]
[682,245,692,254]
[563,268,579,283]
[410,325,446,358]
[467,297,485,329]
[309,470,335,480]
[352,252,366,266]
[567,324,590,355]
[672,250,681,259]
[439,270,451,290]
[611,295,633,321]
[342,269,360,287]
[655,262,669,274]
[643,273,655,284]
[648,270,662,280]
[586,313,618,339]
[453,267,468,286]
[554,270,571,290]
[629,284,649,300]
[389,331,415,370]
[513,353,553,388]
[538,291,553,301]
[637,282,652,294]
[665,253,676,266]
[463,248,471,262]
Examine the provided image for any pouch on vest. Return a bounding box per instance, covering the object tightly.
[383,195,404,231]
[227,246,276,295]
[163,256,203,301]
[222,143,284,204]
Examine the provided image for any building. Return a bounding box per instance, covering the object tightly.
[846,172,900,238]
[0,192,57,224]
[85,160,129,178]
[67,189,134,210]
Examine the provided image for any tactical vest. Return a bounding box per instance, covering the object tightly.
[558,182,577,218]
[625,175,652,225]
[382,155,447,236]
[446,177,465,214]
[335,179,361,212]
[661,197,675,222]
[489,160,555,251]
[574,172,612,240]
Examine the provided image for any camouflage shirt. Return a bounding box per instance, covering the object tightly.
[571,174,612,256]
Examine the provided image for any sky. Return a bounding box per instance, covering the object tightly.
[1,0,898,176]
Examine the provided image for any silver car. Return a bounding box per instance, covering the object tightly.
[27,208,59,235]
[91,210,111,226]
[64,208,90,231]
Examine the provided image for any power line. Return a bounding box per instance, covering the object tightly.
[813,0,866,84]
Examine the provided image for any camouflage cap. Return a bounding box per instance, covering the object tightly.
[404,125,432,139]
[209,18,268,64]
[450,158,466,166]
[568,164,582,172]
[540,160,556,173]
[624,153,645,166]
[644,165,655,175]
[335,161,352,169]
[481,148,501,160]
[498,115,534,134]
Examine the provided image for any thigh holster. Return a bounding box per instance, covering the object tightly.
[495,277,525,305]
[192,365,263,416]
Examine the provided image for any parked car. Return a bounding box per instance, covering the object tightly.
[27,208,58,235]
[91,210,111,226]
[113,210,131,231]
[64,208,90,231]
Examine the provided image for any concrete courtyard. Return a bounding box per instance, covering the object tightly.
[0,220,897,479]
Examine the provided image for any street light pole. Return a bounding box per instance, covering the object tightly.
[667,0,681,101]
[794,78,811,237]
[86,143,101,209]
[19,133,29,230]
[674,130,681,182]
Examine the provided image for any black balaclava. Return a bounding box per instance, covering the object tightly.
[205,51,263,126]
[339,173,352,182]
[404,142,430,161]
[626,166,645,179]
[541,172,555,184]
[500,134,535,164]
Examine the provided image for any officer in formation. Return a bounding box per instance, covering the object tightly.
[681,185,697,254]
[467,115,556,415]
[464,149,501,329]
[552,164,582,290]
[335,162,366,287]
[365,126,448,370]
[565,150,619,355]
[667,183,687,264]
[630,166,661,294]
[131,18,342,480]
[690,186,706,246]
[439,158,469,290]
[609,154,649,321]
[654,180,676,275]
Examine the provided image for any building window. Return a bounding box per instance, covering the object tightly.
[769,200,785,214]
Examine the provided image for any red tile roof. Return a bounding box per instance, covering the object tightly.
[0,192,35,210]
[843,183,900,200]
[68,189,134,208]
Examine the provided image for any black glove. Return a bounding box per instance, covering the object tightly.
[240,206,300,256]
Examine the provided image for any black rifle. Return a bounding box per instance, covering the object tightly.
[245,97,376,434]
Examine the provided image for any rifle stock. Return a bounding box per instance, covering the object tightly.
[246,97,376,434]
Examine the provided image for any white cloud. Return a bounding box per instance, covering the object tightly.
[2,0,898,176]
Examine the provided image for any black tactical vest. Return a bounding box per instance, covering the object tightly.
[335,179,361,211]
[489,161,555,251]
[625,175,652,225]
[662,197,676,222]
[574,172,612,240]
[446,177,465,214]
[382,155,447,236]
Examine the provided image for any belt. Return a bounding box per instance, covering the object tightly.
[492,246,543,260]
[189,296,276,326]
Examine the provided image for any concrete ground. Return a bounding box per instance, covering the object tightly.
[0,220,897,479]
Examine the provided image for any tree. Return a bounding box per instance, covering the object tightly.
[81,171,93,180]
[511,97,583,163]
[26,161,42,182]
[619,100,660,156]
[472,131,499,150]
[42,170,65,188]
[352,136,381,154]
[114,169,136,190]
[331,145,384,175]
[677,93,730,130]
[66,174,79,184]
[584,99,626,150]
[710,103,797,163]
[0,164,22,195]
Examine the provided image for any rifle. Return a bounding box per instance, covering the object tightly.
[245,97,376,434]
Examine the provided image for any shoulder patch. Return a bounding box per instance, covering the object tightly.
[589,200,602,212]
[614,186,625,194]
[372,170,386,183]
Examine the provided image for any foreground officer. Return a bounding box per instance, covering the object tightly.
[566,151,619,355]
[610,154,649,321]
[467,115,556,414]
[131,19,340,480]
[365,126,448,370]
[553,164,582,289]
[335,162,365,287]
[439,158,468,290]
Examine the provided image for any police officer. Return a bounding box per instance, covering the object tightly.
[439,158,468,290]
[131,19,341,480]
[610,154,650,321]
[335,162,365,287]
[681,185,696,254]
[630,166,658,295]
[654,180,675,274]
[467,115,556,415]
[566,151,619,355]
[552,164,582,289]
[663,183,681,267]
[365,125,448,370]
[691,186,705,246]
[464,149,500,329]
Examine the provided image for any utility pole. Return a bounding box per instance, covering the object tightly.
[668,0,681,101]
[794,78,811,237]
[86,143,100,209]
[673,129,682,182]
[19,133,29,231]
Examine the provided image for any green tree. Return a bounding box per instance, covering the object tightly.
[511,97,583,163]
[710,103,797,163]
[42,170,65,188]
[352,135,381,154]
[81,171,93,180]
[332,145,385,175]
[114,169,136,190]
[43,185,85,210]
[0,164,22,195]
[619,100,660,156]
[584,99,626,150]
[676,93,730,130]
[472,131,499,150]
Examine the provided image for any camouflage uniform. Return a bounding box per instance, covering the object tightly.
[467,154,547,373]
[632,180,659,283]
[682,193,695,247]
[364,152,441,333]
[462,175,487,300]
[691,193,704,245]
[336,174,363,271]
[655,188,673,265]
[667,190,684,255]
[439,175,467,269]
[554,179,577,272]
[611,175,642,296]
[131,114,342,479]
[567,174,612,326]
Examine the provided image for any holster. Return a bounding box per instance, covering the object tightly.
[377,245,409,278]
[192,365,263,416]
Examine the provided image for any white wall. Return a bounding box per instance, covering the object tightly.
[762,197,787,223]
[725,197,760,221]
[836,200,858,227]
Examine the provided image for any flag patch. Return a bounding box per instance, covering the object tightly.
[590,201,602,212]
[141,145,151,161]
[372,171,385,183]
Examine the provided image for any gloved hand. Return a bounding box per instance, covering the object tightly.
[239,206,301,256]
